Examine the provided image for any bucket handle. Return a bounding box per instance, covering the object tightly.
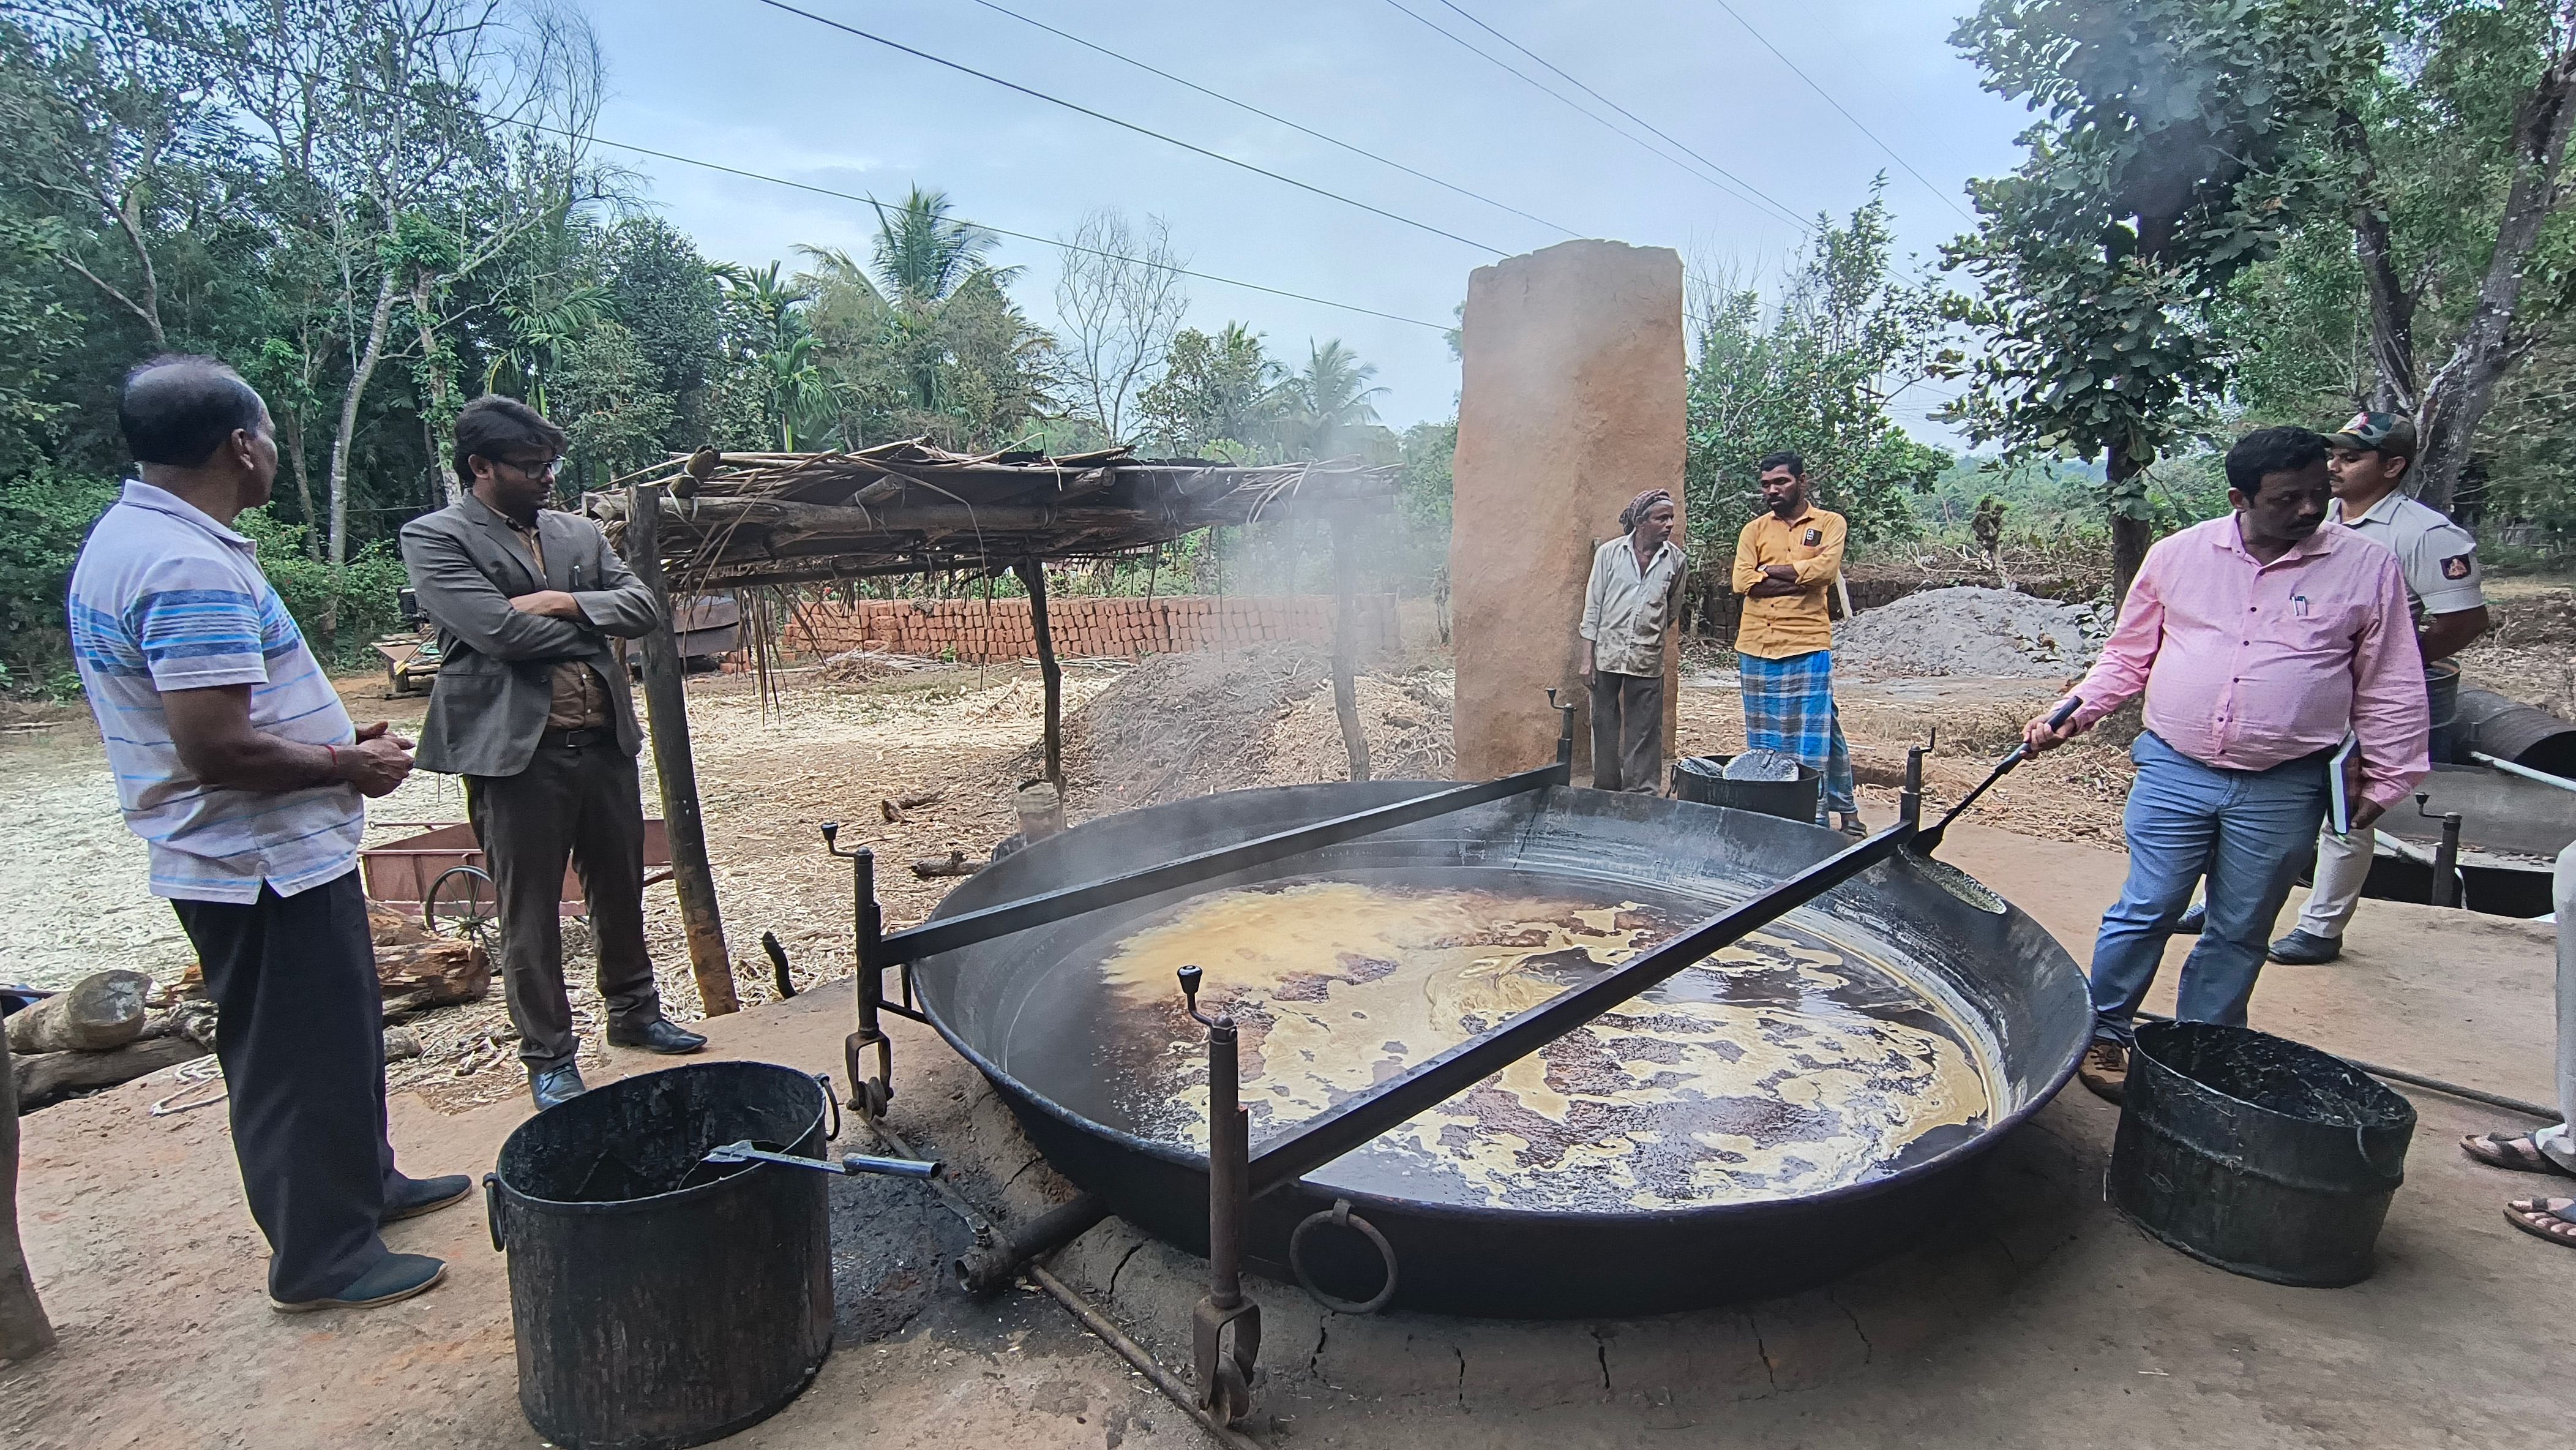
[484,1172,506,1253]
[814,1072,842,1144]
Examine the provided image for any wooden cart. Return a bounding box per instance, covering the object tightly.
[360,819,673,947]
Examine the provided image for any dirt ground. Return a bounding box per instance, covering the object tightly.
[4,819,2567,1450]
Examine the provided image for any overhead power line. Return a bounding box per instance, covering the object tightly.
[962,0,1582,241]
[1703,0,1977,224]
[1432,0,1840,234]
[751,0,1509,256]
[1380,0,1810,233]
[10,4,1456,332]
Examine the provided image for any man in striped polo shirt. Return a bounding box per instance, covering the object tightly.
[67,356,466,1312]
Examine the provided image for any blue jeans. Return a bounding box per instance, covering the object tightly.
[2088,731,2330,1045]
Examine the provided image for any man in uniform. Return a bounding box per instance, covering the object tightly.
[2178,412,2489,964]
[1730,451,1859,833]
[1578,487,1688,793]
[402,396,707,1111]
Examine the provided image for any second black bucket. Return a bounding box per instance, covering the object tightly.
[2110,1021,2416,1287]
[487,1059,837,1450]
[1671,754,1822,824]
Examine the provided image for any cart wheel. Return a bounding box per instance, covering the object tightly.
[425,865,500,954]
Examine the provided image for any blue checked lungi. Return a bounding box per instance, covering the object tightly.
[1738,649,1857,822]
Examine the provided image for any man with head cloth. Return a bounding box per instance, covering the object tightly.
[68,355,466,1312]
[1578,486,1688,792]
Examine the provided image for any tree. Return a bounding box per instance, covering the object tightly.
[1052,209,1186,445]
[1137,321,1282,457]
[1943,0,2375,597]
[1276,339,1386,460]
[1685,186,1952,543]
[2339,0,2576,512]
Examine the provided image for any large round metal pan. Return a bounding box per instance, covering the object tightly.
[912,783,2091,1317]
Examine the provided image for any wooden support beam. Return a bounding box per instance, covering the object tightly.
[625,482,738,1018]
[1013,555,1065,792]
[1329,509,1371,783]
[0,1016,55,1362]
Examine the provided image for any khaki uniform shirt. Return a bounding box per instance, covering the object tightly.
[499,516,611,731]
[1729,506,1847,659]
[2332,489,2484,624]
[1579,536,1688,677]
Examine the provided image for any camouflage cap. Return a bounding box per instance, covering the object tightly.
[2327,410,2417,460]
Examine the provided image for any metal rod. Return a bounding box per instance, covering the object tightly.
[2471,751,2576,794]
[1029,1263,1268,1450]
[878,766,1563,966]
[2431,813,2463,909]
[1246,821,1917,1196]
[953,1194,1112,1295]
[1206,1017,1245,1310]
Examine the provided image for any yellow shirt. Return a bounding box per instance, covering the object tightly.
[1730,506,1846,659]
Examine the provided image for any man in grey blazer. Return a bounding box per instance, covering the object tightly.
[400,396,706,1110]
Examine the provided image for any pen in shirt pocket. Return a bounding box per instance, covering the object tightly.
[2291,594,2309,617]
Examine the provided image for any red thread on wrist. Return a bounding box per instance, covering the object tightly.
[324,743,341,778]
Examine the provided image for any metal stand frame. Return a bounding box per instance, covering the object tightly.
[820,713,1964,1426]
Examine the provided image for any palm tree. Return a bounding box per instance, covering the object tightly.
[715,261,834,448]
[867,186,1009,311]
[1279,339,1388,459]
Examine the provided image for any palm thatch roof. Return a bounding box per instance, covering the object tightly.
[590,437,1398,592]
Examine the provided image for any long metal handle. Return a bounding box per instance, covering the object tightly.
[2471,751,2576,794]
[702,1140,942,1178]
[1245,817,1917,1197]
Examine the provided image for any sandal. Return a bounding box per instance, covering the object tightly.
[2460,1132,2576,1178]
[2503,1198,2576,1250]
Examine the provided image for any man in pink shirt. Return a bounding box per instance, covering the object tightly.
[2023,427,2430,1102]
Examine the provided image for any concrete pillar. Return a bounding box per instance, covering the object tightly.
[1448,240,1686,783]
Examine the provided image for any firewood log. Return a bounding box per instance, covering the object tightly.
[12,1036,208,1111]
[5,970,156,1054]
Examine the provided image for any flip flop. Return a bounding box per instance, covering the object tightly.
[2460,1132,2576,1178]
[2503,1198,2576,1250]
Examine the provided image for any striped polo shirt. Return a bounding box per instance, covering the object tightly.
[67,481,364,903]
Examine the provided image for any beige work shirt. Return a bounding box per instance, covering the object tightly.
[1580,536,1689,677]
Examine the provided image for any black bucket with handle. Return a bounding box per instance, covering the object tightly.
[1670,753,1822,824]
[485,1060,840,1450]
[2110,1021,2416,1287]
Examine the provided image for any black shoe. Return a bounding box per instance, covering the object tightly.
[608,1018,708,1055]
[530,1062,588,1111]
[270,1253,446,1313]
[2267,929,2342,964]
[2173,904,2206,935]
[382,1173,473,1223]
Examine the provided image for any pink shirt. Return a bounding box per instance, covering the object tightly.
[2067,516,2429,810]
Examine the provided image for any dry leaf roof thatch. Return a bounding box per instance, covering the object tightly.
[590,438,1399,592]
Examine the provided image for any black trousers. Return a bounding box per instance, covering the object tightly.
[1589,669,1665,794]
[171,870,395,1302]
[465,738,661,1070]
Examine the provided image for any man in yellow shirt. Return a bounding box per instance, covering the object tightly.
[1730,451,1859,833]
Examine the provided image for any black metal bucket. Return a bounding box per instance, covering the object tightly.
[486,1061,838,1450]
[2110,1021,2416,1287]
[1671,753,1822,823]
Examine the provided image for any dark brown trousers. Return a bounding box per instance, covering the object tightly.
[465,739,661,1069]
[1589,669,1665,794]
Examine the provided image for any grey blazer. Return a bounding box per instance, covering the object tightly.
[399,494,661,778]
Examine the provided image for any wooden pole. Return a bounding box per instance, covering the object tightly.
[0,1021,58,1362]
[1328,509,1371,783]
[625,483,739,1017]
[1013,557,1064,792]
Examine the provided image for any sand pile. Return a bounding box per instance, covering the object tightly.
[1832,586,2102,680]
[1047,641,1455,812]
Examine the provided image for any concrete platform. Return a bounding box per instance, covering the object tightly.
[4,823,2568,1449]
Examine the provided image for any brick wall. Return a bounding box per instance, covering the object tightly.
[785,593,1403,663]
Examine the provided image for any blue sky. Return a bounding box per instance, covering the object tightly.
[586,0,2032,434]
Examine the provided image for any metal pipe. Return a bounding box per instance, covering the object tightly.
[2432,813,2463,909]
[2472,750,2576,794]
[1206,1017,1245,1310]
[953,1194,1113,1296]
[878,766,1563,967]
[1246,819,1918,1196]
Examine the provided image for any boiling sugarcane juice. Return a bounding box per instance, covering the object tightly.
[1076,873,1996,1211]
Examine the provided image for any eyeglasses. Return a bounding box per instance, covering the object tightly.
[497,455,563,480]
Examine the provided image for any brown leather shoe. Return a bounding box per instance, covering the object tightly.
[2077,1041,2129,1104]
